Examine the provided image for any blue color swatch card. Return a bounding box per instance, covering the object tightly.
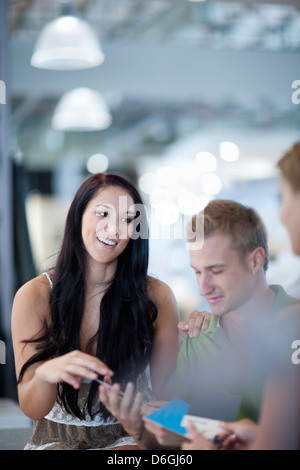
[144,399,189,437]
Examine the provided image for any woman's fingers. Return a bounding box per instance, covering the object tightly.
[103,375,113,385]
[99,384,109,407]
[35,350,113,390]
[98,382,145,443]
[99,383,122,416]
[120,382,135,418]
[99,381,142,423]
[64,363,98,381]
[178,311,212,338]
[131,392,143,417]
[67,350,113,378]
[61,372,82,389]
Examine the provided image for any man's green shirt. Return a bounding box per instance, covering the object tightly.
[174,285,295,422]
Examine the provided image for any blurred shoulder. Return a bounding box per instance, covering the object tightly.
[277,300,300,327]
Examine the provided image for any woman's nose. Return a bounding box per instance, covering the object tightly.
[104,219,119,238]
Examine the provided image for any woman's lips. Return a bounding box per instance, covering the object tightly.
[97,237,118,248]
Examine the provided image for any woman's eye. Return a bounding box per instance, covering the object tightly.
[96,211,108,218]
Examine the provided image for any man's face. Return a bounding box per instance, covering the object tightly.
[189,232,257,317]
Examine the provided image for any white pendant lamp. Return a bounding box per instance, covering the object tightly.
[31,15,104,70]
[52,88,112,132]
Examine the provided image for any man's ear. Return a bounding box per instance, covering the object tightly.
[249,247,266,273]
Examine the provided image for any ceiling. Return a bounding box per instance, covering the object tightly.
[9,0,300,50]
[7,0,300,179]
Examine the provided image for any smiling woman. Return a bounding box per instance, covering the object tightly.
[81,185,136,271]
[11,173,180,450]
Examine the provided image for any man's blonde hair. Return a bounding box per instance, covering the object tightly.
[186,199,269,271]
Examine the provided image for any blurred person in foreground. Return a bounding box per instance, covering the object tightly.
[100,199,295,449]
[182,142,300,450]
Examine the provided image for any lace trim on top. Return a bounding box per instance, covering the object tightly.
[45,378,118,427]
[45,374,155,428]
[45,400,118,427]
[24,436,138,450]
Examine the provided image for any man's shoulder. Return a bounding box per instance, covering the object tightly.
[270,284,296,311]
[206,312,219,332]
[179,313,220,356]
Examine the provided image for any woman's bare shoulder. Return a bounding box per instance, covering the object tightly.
[146,276,176,304]
[146,275,179,324]
[15,273,52,297]
[13,273,52,322]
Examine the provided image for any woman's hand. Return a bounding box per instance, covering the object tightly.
[141,401,168,416]
[99,382,145,443]
[178,310,211,338]
[181,423,220,450]
[143,418,186,448]
[181,420,258,451]
[35,350,113,389]
[220,419,258,450]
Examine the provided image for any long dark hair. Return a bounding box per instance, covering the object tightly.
[18,173,157,419]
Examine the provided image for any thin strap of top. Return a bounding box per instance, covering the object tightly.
[42,272,53,289]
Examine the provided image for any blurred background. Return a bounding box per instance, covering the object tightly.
[1,0,300,402]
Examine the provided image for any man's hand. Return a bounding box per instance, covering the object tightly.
[178,310,211,338]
